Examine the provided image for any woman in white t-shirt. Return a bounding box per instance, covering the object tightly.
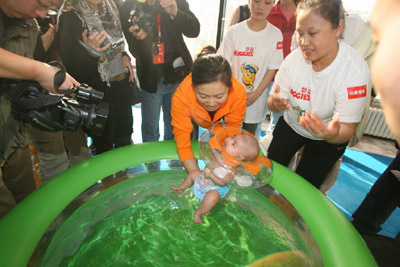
[267,0,369,188]
[218,0,284,135]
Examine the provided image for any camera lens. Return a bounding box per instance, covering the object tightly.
[70,102,109,136]
[75,84,104,104]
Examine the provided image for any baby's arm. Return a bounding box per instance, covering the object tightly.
[204,165,235,186]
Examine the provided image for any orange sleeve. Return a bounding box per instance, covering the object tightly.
[171,76,195,162]
[225,76,246,127]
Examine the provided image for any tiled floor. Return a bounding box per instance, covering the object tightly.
[351,135,397,158]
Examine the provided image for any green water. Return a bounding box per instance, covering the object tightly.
[42,170,316,266]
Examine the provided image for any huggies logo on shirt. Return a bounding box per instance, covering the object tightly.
[277,41,283,50]
[290,87,311,101]
[347,85,367,99]
[233,47,254,57]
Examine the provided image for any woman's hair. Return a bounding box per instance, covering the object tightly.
[192,54,232,88]
[297,0,345,29]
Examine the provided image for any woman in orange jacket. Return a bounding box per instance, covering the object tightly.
[171,54,247,182]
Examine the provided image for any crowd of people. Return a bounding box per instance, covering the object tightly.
[0,0,399,253]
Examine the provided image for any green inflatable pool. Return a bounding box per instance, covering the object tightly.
[0,141,376,266]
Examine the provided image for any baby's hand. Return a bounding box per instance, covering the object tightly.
[204,166,212,178]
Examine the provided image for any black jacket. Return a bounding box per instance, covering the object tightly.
[120,0,200,93]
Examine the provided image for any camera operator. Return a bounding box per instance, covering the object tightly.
[25,10,93,184]
[57,0,134,155]
[0,0,80,219]
[119,0,200,143]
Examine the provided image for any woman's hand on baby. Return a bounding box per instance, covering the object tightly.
[300,111,340,140]
[188,170,202,182]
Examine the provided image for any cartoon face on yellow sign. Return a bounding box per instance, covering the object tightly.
[241,63,259,91]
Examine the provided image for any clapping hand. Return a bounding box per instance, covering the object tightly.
[270,85,291,111]
[300,111,340,140]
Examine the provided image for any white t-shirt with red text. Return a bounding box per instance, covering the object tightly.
[270,40,369,140]
[218,21,283,123]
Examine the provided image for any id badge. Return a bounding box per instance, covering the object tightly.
[153,42,164,64]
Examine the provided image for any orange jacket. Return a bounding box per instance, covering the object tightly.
[171,73,246,162]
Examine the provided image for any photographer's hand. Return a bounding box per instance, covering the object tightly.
[41,23,55,52]
[81,29,111,53]
[160,0,178,17]
[128,25,147,40]
[37,64,79,94]
[58,73,80,91]
[122,55,134,82]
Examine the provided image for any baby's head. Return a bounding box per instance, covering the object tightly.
[222,133,259,162]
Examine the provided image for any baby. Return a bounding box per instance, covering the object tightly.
[171,133,259,224]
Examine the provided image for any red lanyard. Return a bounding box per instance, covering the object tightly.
[156,14,161,42]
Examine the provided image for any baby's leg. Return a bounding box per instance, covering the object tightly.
[194,190,220,224]
[170,174,195,192]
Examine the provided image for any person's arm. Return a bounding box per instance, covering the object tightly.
[246,69,277,106]
[182,158,201,174]
[0,47,78,93]
[166,0,200,38]
[171,78,199,171]
[227,7,240,28]
[40,23,55,52]
[57,12,101,80]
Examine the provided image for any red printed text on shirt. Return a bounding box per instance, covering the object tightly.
[347,85,367,99]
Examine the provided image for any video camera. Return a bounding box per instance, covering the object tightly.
[7,81,108,136]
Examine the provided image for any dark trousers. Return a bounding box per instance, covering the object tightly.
[243,122,258,136]
[0,146,36,218]
[92,78,133,154]
[268,118,348,188]
[352,151,400,240]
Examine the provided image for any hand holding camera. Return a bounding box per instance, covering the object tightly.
[82,28,112,54]
[128,7,155,41]
[157,0,178,17]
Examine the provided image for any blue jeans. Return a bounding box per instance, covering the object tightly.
[266,111,283,134]
[141,79,178,142]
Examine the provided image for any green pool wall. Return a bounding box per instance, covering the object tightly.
[0,141,376,266]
